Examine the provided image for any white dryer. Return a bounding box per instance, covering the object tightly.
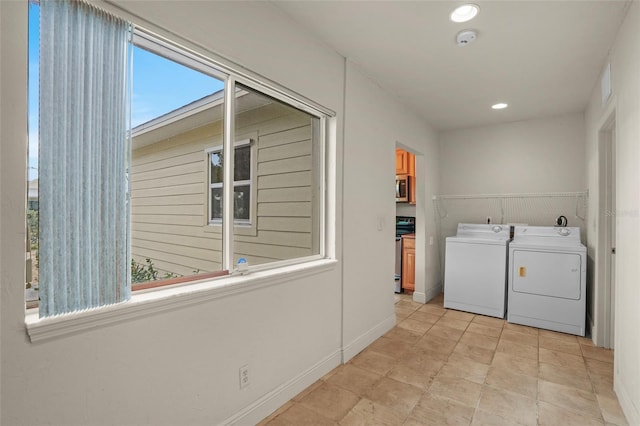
[508,226,586,336]
[444,223,510,318]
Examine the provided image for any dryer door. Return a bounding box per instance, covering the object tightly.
[511,250,582,300]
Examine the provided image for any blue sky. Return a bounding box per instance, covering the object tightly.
[131,47,224,128]
[28,3,224,180]
[27,3,39,180]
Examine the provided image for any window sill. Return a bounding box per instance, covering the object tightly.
[25,258,338,343]
[131,270,229,291]
[203,221,258,237]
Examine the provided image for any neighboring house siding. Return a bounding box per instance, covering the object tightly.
[130,102,314,276]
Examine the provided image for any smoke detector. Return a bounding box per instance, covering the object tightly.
[456,30,477,46]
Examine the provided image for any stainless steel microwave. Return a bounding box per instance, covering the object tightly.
[396,174,409,202]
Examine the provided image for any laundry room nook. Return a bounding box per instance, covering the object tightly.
[435,192,589,334]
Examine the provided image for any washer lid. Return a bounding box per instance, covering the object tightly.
[454,223,511,241]
[447,236,510,246]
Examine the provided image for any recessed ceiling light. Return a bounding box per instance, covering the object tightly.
[450,4,479,23]
[492,103,508,110]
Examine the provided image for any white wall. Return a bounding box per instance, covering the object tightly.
[585,2,640,424]
[0,2,3,423]
[439,113,586,195]
[341,61,441,361]
[1,1,349,425]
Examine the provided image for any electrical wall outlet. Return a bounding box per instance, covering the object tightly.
[239,365,250,389]
[486,216,492,224]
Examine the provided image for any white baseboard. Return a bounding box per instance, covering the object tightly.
[413,292,427,303]
[615,373,640,426]
[342,314,396,362]
[222,349,342,426]
[414,283,443,304]
[425,284,443,303]
[223,313,397,425]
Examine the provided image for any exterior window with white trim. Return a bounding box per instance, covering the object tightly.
[208,140,253,224]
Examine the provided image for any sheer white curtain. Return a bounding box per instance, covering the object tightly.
[39,0,131,317]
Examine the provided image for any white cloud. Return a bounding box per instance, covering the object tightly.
[28,129,38,158]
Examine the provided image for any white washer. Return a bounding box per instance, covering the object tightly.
[508,226,587,336]
[444,223,510,318]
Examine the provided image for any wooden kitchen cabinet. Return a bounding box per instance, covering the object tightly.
[408,152,415,177]
[409,176,416,205]
[402,234,416,293]
[396,149,416,177]
[396,149,410,175]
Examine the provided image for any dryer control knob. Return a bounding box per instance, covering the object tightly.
[492,225,502,233]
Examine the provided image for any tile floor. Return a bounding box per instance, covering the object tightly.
[259,293,628,426]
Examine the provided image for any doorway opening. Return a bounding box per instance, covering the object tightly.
[395,144,426,302]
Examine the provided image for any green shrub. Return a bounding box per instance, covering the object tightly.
[131,258,179,283]
[27,209,39,252]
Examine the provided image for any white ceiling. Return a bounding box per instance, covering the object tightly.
[273,1,630,131]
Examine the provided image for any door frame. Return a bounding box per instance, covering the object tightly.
[597,109,616,349]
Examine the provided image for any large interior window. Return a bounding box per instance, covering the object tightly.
[27,0,328,315]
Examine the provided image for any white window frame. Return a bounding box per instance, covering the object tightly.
[133,30,332,270]
[206,138,255,226]
[25,10,338,341]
